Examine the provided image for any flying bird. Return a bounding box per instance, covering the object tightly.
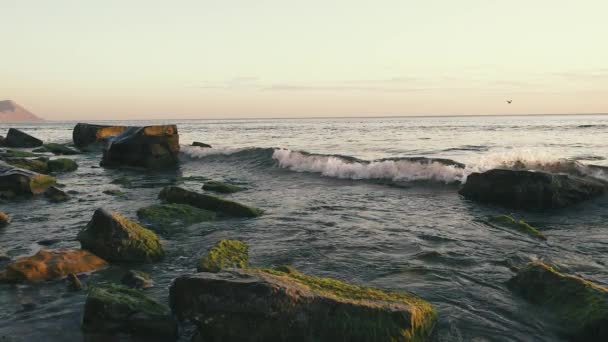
[506,100,512,104]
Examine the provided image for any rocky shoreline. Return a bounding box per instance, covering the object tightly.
[1,124,607,341]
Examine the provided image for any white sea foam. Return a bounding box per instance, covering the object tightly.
[181,145,250,158]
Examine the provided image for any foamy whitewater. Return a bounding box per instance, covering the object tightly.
[2,115,608,341]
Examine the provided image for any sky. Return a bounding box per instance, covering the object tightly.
[1,0,607,120]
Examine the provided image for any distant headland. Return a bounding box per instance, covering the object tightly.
[0,100,44,122]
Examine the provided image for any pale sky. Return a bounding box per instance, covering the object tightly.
[1,0,607,120]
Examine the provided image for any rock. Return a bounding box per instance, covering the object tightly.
[121,270,154,289]
[72,123,128,149]
[197,240,248,272]
[4,128,43,148]
[77,208,164,262]
[82,283,178,339]
[136,203,215,234]
[111,176,133,187]
[100,125,180,169]
[47,158,78,173]
[192,141,212,148]
[37,238,61,246]
[488,215,546,240]
[0,211,10,227]
[33,143,79,155]
[0,249,108,283]
[0,135,5,147]
[202,180,244,194]
[170,267,437,341]
[102,189,125,197]
[66,273,83,291]
[44,186,70,203]
[0,149,37,158]
[159,186,262,218]
[0,161,56,195]
[3,158,48,173]
[507,262,608,341]
[459,169,606,210]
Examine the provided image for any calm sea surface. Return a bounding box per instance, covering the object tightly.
[1,115,608,341]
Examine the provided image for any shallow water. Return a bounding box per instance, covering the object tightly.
[1,115,608,341]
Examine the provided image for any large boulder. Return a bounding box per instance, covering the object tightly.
[72,123,127,149]
[507,262,608,341]
[0,161,56,195]
[459,169,606,209]
[159,186,262,218]
[77,208,164,262]
[3,157,48,173]
[4,128,43,147]
[197,239,248,272]
[82,283,177,339]
[100,125,179,169]
[0,249,107,283]
[170,267,437,341]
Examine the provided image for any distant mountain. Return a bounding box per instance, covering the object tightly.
[0,100,44,122]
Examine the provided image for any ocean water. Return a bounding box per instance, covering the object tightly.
[1,115,608,341]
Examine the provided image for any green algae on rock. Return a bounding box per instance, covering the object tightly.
[3,158,48,173]
[197,239,248,272]
[159,186,262,218]
[83,283,177,339]
[488,214,546,240]
[0,161,56,195]
[47,158,78,173]
[507,262,608,341]
[137,203,215,234]
[0,149,37,158]
[33,143,79,155]
[77,208,164,262]
[202,180,244,194]
[171,267,437,342]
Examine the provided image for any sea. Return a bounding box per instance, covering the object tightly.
[1,114,608,341]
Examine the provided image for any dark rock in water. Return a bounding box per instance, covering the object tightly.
[159,186,262,218]
[0,249,108,283]
[37,238,61,246]
[82,283,177,339]
[47,158,78,173]
[44,186,70,203]
[136,203,215,234]
[507,262,608,341]
[202,180,244,194]
[3,158,48,173]
[77,208,164,262]
[0,211,10,227]
[192,141,212,148]
[66,273,83,291]
[33,143,79,155]
[0,161,56,195]
[170,267,437,342]
[121,270,154,289]
[72,123,128,149]
[0,135,5,147]
[4,128,43,148]
[197,240,248,273]
[111,176,133,187]
[488,215,546,240]
[100,125,180,169]
[0,149,37,158]
[459,169,606,210]
[102,189,125,197]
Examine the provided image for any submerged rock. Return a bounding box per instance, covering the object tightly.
[72,123,128,149]
[0,249,107,283]
[4,128,43,148]
[507,262,608,341]
[488,215,546,240]
[66,273,84,291]
[82,283,177,339]
[0,211,10,227]
[100,125,180,169]
[202,180,244,194]
[159,186,262,218]
[33,143,79,155]
[170,267,437,341]
[44,186,70,203]
[102,189,125,197]
[47,158,78,173]
[0,161,56,195]
[192,141,212,148]
[77,208,164,262]
[3,158,48,173]
[459,169,606,210]
[121,270,154,289]
[111,176,133,187]
[197,240,248,272]
[0,149,37,158]
[136,203,215,234]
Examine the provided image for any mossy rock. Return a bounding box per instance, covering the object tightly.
[198,240,248,272]
[159,186,262,218]
[488,214,546,240]
[507,262,608,340]
[111,176,133,187]
[202,181,244,194]
[44,186,70,203]
[83,283,177,338]
[0,162,56,195]
[137,203,216,235]
[121,270,154,289]
[0,149,37,158]
[77,209,164,262]
[103,189,126,197]
[33,143,79,155]
[171,267,437,341]
[4,158,48,173]
[47,158,78,173]
[0,211,11,228]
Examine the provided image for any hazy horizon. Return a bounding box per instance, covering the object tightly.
[2,0,607,120]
